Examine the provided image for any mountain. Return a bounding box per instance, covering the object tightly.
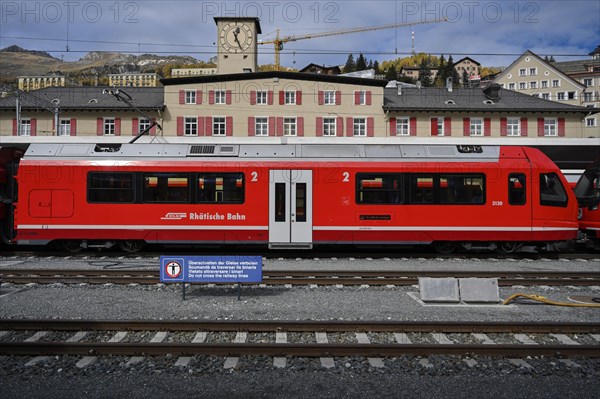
[0,46,202,80]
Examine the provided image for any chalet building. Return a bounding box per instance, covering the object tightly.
[299,64,341,75]
[161,71,388,138]
[399,57,481,84]
[383,83,598,139]
[0,87,164,137]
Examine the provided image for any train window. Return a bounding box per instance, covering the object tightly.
[509,174,526,205]
[274,183,286,222]
[356,174,403,204]
[143,173,189,203]
[540,173,568,207]
[410,175,435,204]
[197,173,244,204]
[439,174,485,204]
[88,172,134,203]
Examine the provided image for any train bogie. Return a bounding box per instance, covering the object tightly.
[7,143,579,253]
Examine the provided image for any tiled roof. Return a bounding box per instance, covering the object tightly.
[383,85,595,113]
[0,87,165,110]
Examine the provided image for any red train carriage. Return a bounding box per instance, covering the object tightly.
[0,147,22,246]
[574,157,600,248]
[8,143,578,253]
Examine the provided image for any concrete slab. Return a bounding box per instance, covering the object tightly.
[459,278,500,303]
[418,277,459,303]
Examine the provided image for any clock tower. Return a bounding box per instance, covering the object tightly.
[214,17,262,74]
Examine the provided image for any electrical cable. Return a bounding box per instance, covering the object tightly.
[503,293,600,308]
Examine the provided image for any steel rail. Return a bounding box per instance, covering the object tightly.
[2,320,599,333]
[1,342,598,357]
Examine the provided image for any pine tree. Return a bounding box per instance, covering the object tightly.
[356,53,368,71]
[344,54,356,73]
[385,66,398,80]
[418,59,433,87]
[373,60,380,74]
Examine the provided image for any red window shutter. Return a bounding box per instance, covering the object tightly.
[70,118,77,136]
[558,118,565,137]
[279,91,285,105]
[276,117,283,136]
[269,117,276,136]
[12,118,17,135]
[537,118,545,136]
[132,118,139,135]
[318,91,324,105]
[97,118,103,136]
[296,90,302,105]
[226,90,232,105]
[30,119,37,136]
[390,118,397,136]
[430,118,438,136]
[198,117,205,136]
[521,118,528,136]
[226,116,233,136]
[297,117,304,136]
[176,117,184,136]
[205,117,212,136]
[500,118,507,136]
[346,117,353,137]
[196,90,202,104]
[268,91,274,105]
[248,117,255,136]
[335,91,341,105]
[463,118,470,136]
[444,117,452,136]
[250,91,256,105]
[366,91,372,105]
[354,91,360,105]
[367,117,374,137]
[179,90,185,104]
[484,118,491,136]
[316,117,323,137]
[409,117,417,136]
[209,90,215,104]
[115,118,121,136]
[336,117,344,136]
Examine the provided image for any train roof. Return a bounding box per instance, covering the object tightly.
[22,143,508,162]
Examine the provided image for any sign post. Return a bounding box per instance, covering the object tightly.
[160,256,263,300]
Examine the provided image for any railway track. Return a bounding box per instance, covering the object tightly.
[1,320,599,358]
[1,269,599,286]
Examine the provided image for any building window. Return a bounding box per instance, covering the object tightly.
[104,118,115,135]
[19,119,31,136]
[530,81,537,89]
[353,118,367,136]
[285,91,296,105]
[583,92,594,102]
[552,79,560,87]
[356,90,366,105]
[396,117,410,136]
[215,90,226,104]
[508,83,516,90]
[470,118,483,136]
[519,82,527,90]
[507,118,520,136]
[583,78,593,87]
[541,80,548,88]
[324,90,336,105]
[185,90,196,104]
[256,91,267,105]
[541,93,550,100]
[213,117,226,136]
[323,117,336,136]
[529,67,537,76]
[586,117,597,127]
[283,117,297,136]
[139,118,150,134]
[255,117,268,136]
[567,91,576,100]
[557,92,565,101]
[544,118,557,136]
[519,68,526,76]
[432,117,444,136]
[184,117,198,136]
[58,119,71,136]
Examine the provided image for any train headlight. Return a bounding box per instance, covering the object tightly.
[578,208,583,220]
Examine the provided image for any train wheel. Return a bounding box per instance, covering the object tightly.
[433,242,457,254]
[496,242,520,254]
[63,240,83,253]
[119,240,144,253]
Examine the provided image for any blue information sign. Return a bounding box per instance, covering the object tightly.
[160,256,262,283]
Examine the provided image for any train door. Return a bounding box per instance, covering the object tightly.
[268,170,313,248]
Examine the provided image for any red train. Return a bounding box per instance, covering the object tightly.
[574,157,600,249]
[1,143,579,253]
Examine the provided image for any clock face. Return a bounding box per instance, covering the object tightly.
[220,22,253,53]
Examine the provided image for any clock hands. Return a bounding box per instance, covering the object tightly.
[233,27,242,49]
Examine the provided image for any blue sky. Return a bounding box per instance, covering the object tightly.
[1,0,598,68]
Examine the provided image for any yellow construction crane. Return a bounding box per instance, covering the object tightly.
[258,18,448,70]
